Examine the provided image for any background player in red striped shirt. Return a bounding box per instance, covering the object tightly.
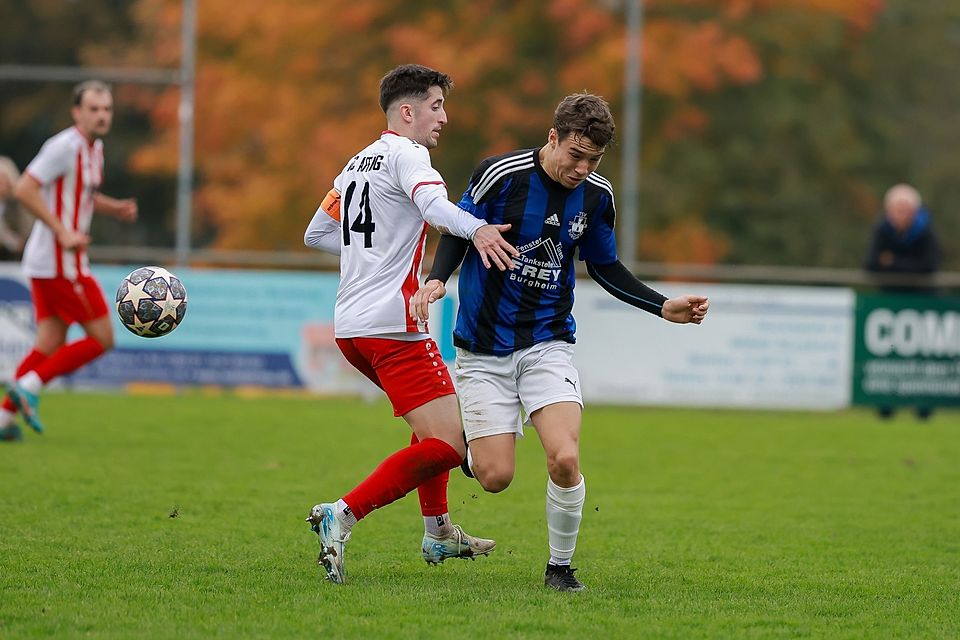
[1,81,137,441]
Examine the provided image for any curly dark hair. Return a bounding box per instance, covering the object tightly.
[553,93,615,148]
[378,64,453,113]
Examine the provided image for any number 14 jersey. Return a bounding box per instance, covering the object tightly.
[332,130,445,338]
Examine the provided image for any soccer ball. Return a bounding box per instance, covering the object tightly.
[115,266,188,338]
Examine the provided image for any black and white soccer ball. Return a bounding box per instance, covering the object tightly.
[115,266,188,338]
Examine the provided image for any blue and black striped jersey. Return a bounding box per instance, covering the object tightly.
[453,148,618,355]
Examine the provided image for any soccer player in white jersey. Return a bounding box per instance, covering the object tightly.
[0,81,137,441]
[411,93,710,591]
[302,64,519,584]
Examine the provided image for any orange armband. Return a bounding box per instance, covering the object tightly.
[320,188,341,221]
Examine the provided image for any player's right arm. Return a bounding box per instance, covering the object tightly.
[304,187,342,256]
[16,135,90,250]
[14,168,89,250]
[412,184,515,270]
[395,142,517,270]
[409,158,512,322]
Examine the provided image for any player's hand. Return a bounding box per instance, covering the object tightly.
[116,198,138,222]
[662,295,709,324]
[409,279,446,322]
[472,224,519,271]
[56,228,90,250]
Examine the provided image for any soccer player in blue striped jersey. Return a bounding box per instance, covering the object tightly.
[410,93,710,592]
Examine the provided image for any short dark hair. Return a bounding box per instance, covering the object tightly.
[378,64,453,113]
[72,80,111,106]
[553,93,615,149]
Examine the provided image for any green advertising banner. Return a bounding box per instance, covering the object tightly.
[853,293,960,407]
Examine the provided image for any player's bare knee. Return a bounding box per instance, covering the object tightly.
[477,474,512,494]
[475,465,513,493]
[546,450,580,485]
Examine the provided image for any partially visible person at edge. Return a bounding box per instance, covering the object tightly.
[864,183,943,421]
[0,156,28,260]
[409,92,710,592]
[1,81,138,442]
[301,64,519,584]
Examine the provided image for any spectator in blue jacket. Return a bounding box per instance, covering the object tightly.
[864,183,942,420]
[864,183,942,293]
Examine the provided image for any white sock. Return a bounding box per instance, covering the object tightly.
[424,513,451,537]
[17,371,42,395]
[0,408,14,428]
[546,475,585,566]
[334,498,357,531]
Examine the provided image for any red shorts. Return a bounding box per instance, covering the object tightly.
[31,275,109,325]
[336,336,455,417]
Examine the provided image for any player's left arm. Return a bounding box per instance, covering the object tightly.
[304,188,342,256]
[580,196,707,324]
[93,192,138,223]
[586,260,709,324]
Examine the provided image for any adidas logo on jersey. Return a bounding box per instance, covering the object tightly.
[545,214,560,226]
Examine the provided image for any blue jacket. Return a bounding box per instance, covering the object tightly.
[864,206,942,275]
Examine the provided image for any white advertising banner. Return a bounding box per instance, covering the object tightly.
[0,263,856,410]
[570,282,856,410]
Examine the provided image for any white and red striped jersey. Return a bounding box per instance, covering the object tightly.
[331,131,450,338]
[22,126,104,279]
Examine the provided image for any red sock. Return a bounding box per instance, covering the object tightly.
[33,337,105,384]
[411,432,450,517]
[3,349,47,411]
[343,438,461,521]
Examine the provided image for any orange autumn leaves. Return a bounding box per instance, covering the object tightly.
[94,0,884,260]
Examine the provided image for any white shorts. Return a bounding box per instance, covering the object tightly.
[455,340,583,442]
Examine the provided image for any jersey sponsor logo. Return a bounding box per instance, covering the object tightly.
[508,238,564,290]
[545,213,560,226]
[569,211,587,239]
[516,237,563,268]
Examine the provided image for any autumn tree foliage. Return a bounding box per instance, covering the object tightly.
[90,0,888,265]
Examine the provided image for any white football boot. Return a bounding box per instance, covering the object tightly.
[306,503,350,584]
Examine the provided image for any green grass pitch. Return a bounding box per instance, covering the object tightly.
[1,392,957,639]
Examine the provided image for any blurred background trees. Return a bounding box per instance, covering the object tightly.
[1,0,956,269]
